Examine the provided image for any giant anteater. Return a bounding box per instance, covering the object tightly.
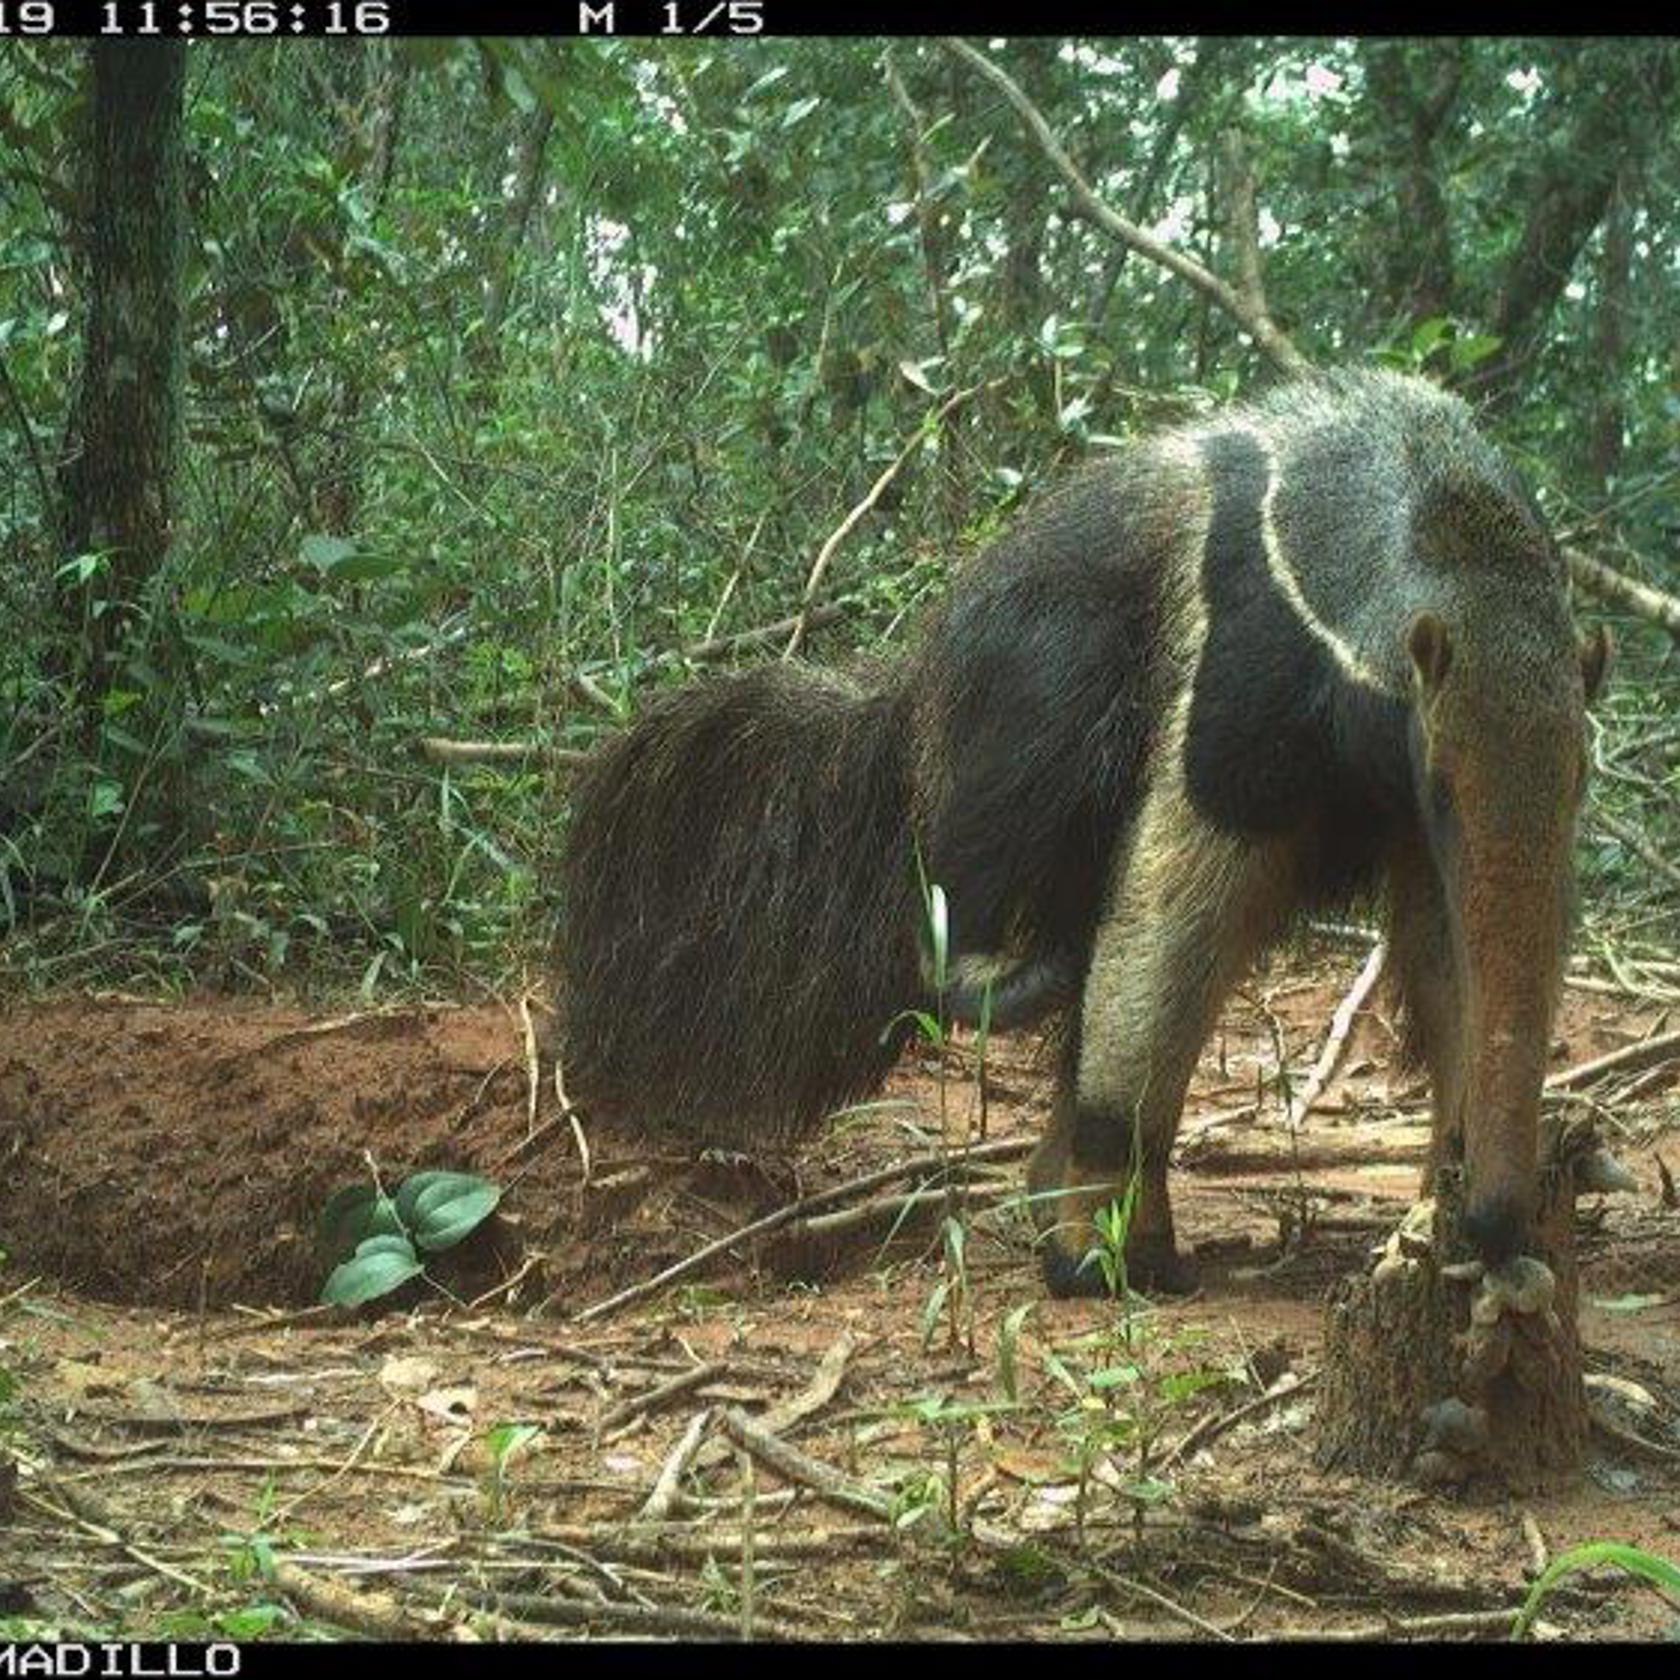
[557,369,1609,1297]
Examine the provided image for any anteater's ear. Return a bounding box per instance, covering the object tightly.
[1406,611,1453,698]
[1580,624,1612,707]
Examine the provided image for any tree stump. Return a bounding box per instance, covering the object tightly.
[1316,1118,1633,1492]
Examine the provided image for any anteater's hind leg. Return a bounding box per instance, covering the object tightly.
[1030,771,1298,1297]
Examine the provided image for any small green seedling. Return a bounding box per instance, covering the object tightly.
[898,1391,1019,1538]
[483,1422,543,1526]
[1033,1182,1227,1539]
[1511,1541,1680,1639]
[316,1168,502,1307]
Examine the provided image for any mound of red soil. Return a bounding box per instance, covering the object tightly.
[0,997,796,1311]
[2,954,1671,1317]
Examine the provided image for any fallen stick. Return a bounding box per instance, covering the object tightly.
[794,1180,1011,1239]
[1295,1523,1480,1603]
[1564,544,1680,643]
[534,1521,890,1563]
[1160,1372,1317,1470]
[1586,1402,1680,1463]
[517,993,541,1133]
[418,737,589,767]
[273,1558,446,1641]
[598,1361,726,1434]
[1077,1554,1235,1643]
[692,1332,857,1473]
[719,1408,894,1523]
[1590,807,1680,894]
[637,1407,713,1523]
[682,602,847,664]
[1284,942,1387,1131]
[24,1480,213,1599]
[406,1578,800,1642]
[1544,1027,1680,1092]
[1269,1607,1549,1642]
[568,1137,1029,1322]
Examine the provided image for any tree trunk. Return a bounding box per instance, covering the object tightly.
[1360,40,1461,329]
[479,104,556,365]
[56,41,187,690]
[1473,43,1674,410]
[1587,169,1631,493]
[1316,1118,1624,1492]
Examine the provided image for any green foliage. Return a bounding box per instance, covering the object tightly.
[891,1389,1018,1539]
[919,1214,975,1356]
[482,1421,543,1525]
[1376,315,1503,379]
[0,38,1672,992]
[1511,1541,1680,1639]
[1034,1191,1230,1538]
[317,1167,502,1306]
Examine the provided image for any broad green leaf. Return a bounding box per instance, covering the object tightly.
[486,1422,542,1467]
[926,883,949,987]
[882,1008,943,1047]
[1159,1369,1228,1404]
[56,553,107,586]
[216,1605,286,1639]
[1088,1363,1142,1390]
[1449,331,1502,372]
[741,65,790,100]
[321,1237,424,1307]
[88,780,124,820]
[1411,315,1451,357]
[316,1186,402,1260]
[1123,1476,1175,1506]
[997,1302,1034,1403]
[898,358,937,395]
[919,1279,950,1349]
[396,1171,502,1252]
[324,551,405,584]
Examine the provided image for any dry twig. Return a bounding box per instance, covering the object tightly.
[783,382,991,658]
[693,1332,857,1473]
[569,1138,1028,1322]
[637,1407,714,1523]
[719,1408,894,1524]
[598,1361,726,1434]
[1161,1373,1317,1470]
[1545,1027,1680,1091]
[1284,943,1387,1132]
[273,1558,447,1640]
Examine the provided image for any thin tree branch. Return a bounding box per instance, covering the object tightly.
[941,38,1309,378]
[1564,545,1680,643]
[783,381,991,658]
[1285,942,1388,1132]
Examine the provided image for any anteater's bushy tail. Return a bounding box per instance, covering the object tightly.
[557,663,923,1147]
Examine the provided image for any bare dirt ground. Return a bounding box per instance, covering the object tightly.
[0,939,1676,1642]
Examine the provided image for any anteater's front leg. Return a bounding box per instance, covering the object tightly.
[1384,839,1467,1192]
[1030,771,1296,1297]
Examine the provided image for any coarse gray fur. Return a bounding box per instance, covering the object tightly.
[557,369,1605,1294]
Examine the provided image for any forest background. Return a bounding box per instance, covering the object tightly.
[1,36,1675,1001]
